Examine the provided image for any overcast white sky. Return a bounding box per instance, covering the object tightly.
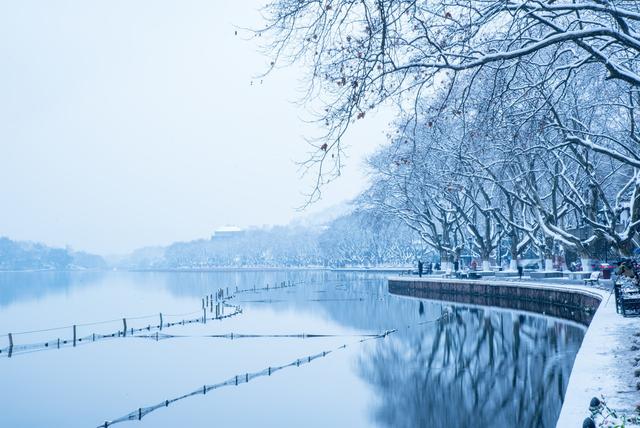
[0,1,390,255]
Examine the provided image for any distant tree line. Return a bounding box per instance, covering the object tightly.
[0,237,106,271]
[122,211,432,269]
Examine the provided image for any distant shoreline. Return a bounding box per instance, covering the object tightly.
[0,268,106,273]
[126,267,327,272]
[0,266,414,274]
[126,266,412,273]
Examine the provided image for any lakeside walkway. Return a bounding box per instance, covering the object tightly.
[387,275,640,427]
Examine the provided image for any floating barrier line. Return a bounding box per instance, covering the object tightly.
[234,281,304,295]
[235,297,367,303]
[96,314,447,427]
[2,281,302,359]
[9,309,205,336]
[133,332,381,341]
[0,281,302,358]
[96,330,395,428]
[5,281,299,337]
[1,303,243,358]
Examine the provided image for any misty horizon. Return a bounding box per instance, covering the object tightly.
[0,1,388,255]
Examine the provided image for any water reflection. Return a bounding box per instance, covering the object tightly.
[358,306,584,428]
[0,270,104,307]
[0,270,585,428]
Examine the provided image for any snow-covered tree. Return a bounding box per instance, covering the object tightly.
[259,1,640,194]
[260,0,640,263]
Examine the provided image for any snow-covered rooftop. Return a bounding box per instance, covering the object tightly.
[214,226,243,233]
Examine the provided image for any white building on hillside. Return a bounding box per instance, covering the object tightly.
[211,225,244,240]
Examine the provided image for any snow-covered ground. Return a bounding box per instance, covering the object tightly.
[556,284,640,427]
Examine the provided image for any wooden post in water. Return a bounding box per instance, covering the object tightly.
[73,325,77,347]
[203,308,206,324]
[159,313,163,330]
[123,318,127,337]
[206,295,209,307]
[202,298,205,309]
[7,333,14,357]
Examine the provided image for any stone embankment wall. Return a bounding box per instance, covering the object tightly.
[388,278,601,325]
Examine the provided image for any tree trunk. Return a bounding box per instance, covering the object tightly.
[482,259,491,272]
[509,238,519,272]
[541,236,554,272]
[440,252,452,272]
[580,257,592,272]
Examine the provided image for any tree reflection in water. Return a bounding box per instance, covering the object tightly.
[357,305,585,428]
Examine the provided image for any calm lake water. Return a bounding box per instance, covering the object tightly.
[0,270,585,427]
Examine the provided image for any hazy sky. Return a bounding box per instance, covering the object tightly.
[0,1,389,255]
